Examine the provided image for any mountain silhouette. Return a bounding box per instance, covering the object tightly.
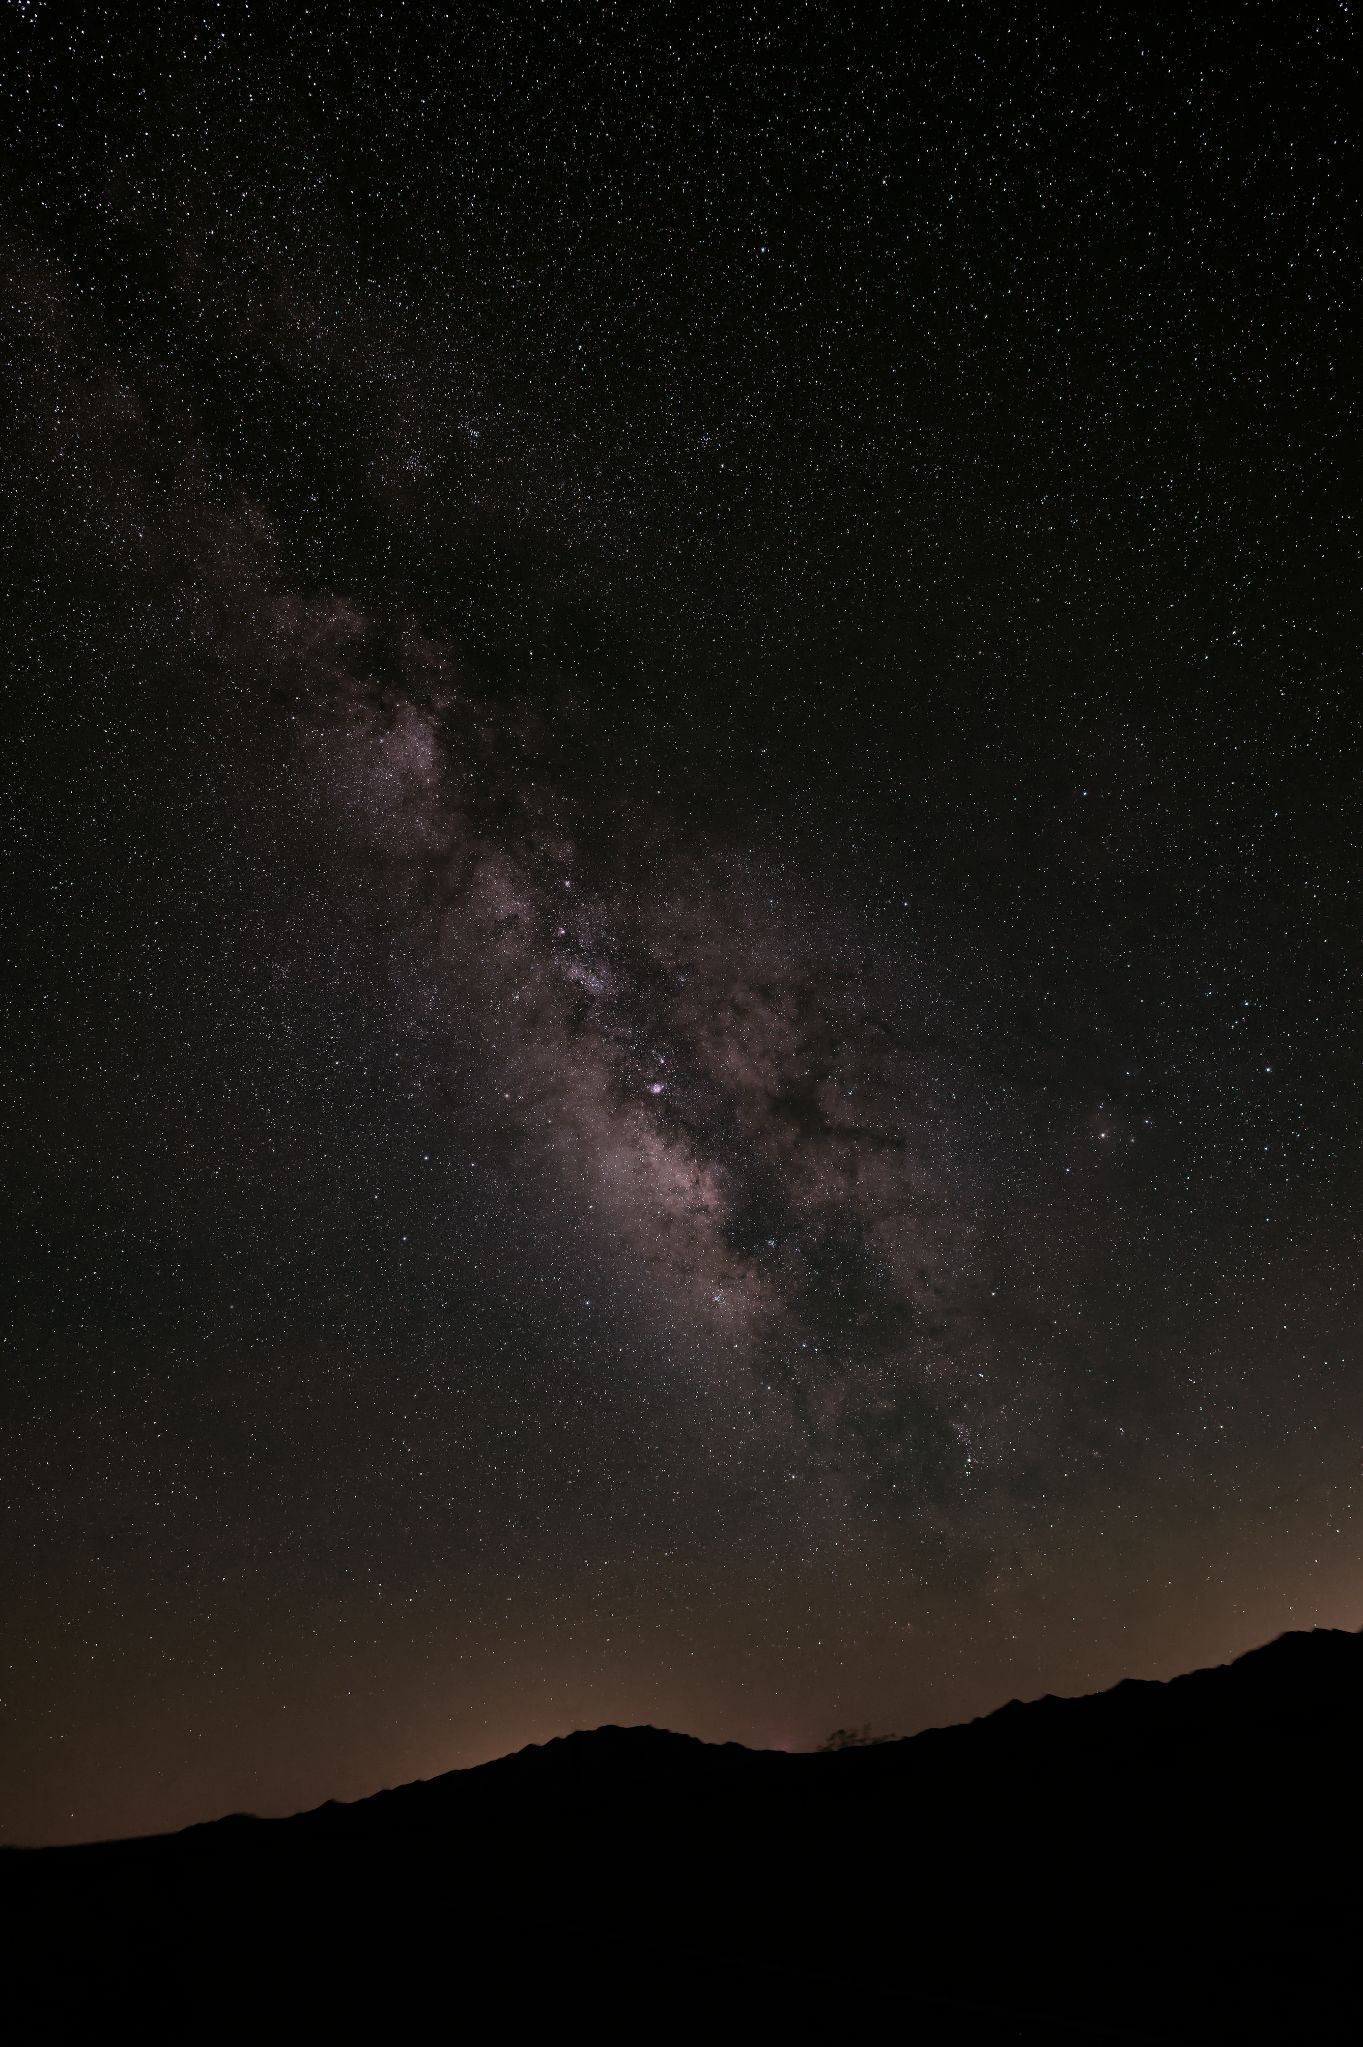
[6,1629,1361,2042]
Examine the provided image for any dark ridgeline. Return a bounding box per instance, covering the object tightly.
[5,1630,1361,2041]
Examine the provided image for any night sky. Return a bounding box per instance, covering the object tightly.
[4,5,1359,1847]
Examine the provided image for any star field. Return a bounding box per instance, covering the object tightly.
[2,4,1360,1844]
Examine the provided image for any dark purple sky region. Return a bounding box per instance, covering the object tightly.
[3,5,1360,1844]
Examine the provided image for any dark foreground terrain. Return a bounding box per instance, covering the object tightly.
[6,1629,1362,2041]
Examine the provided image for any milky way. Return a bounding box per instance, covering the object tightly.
[177,504,1043,1525]
[5,6,1361,1845]
[317,654,1023,1484]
